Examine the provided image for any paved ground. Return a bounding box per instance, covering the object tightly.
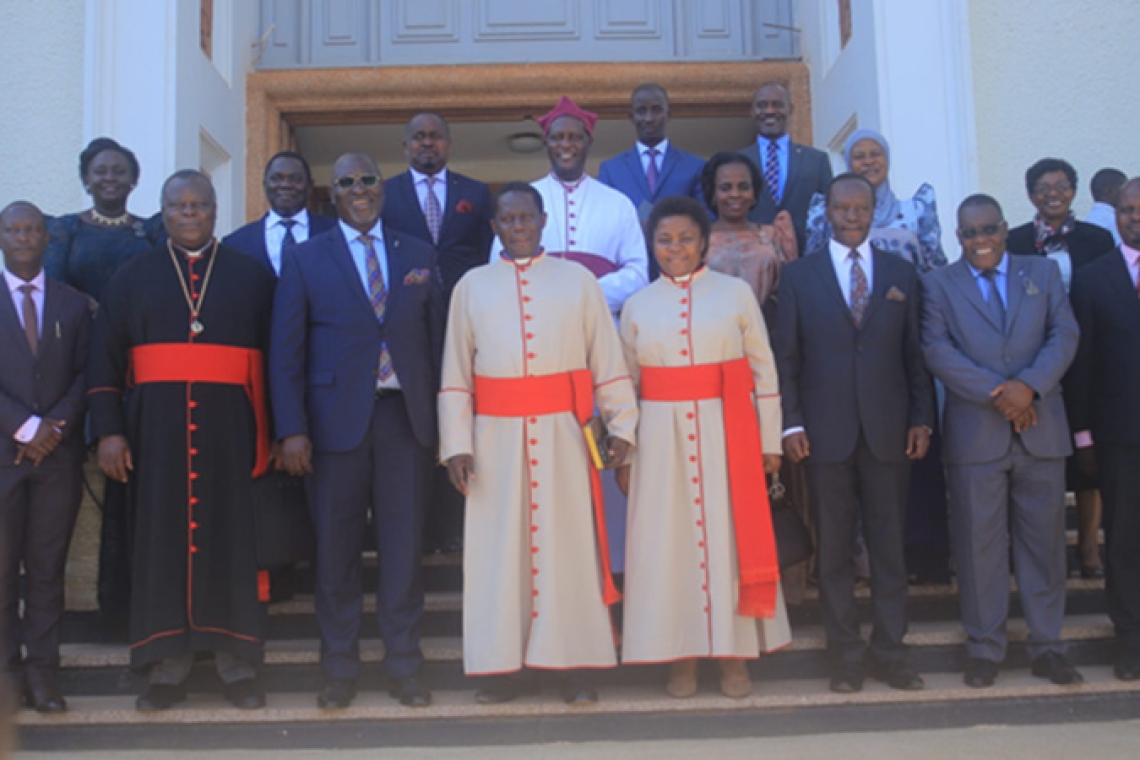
[13,719,1140,759]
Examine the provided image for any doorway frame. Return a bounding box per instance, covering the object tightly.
[244,61,811,221]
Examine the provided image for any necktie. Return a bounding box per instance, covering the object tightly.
[18,284,38,354]
[280,218,297,252]
[360,235,394,382]
[646,147,660,195]
[764,140,781,205]
[848,250,869,326]
[424,175,442,246]
[982,269,1005,329]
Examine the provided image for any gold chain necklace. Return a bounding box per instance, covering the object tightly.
[90,208,133,226]
[166,238,219,335]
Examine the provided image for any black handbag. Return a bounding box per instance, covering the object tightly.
[251,471,314,570]
[768,472,813,570]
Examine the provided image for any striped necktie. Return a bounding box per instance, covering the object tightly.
[360,234,394,382]
[424,175,442,246]
[764,140,781,205]
[848,250,869,326]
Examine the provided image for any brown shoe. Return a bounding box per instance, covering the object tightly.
[665,658,698,698]
[718,659,752,699]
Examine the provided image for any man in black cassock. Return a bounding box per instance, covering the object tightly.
[87,170,276,711]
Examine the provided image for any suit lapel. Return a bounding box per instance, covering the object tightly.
[813,249,855,327]
[1104,251,1140,323]
[625,148,651,199]
[329,227,379,319]
[858,250,890,330]
[39,279,63,359]
[946,259,1002,331]
[0,282,33,359]
[655,146,681,197]
[256,217,272,270]
[437,174,459,242]
[1004,260,1028,335]
[782,142,803,210]
[383,229,406,314]
[398,172,434,243]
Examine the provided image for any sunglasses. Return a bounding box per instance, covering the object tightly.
[958,224,1005,240]
[333,174,381,190]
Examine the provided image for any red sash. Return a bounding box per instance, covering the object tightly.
[640,358,779,618]
[473,370,621,606]
[130,343,271,478]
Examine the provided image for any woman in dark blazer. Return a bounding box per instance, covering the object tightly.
[1007,157,1115,578]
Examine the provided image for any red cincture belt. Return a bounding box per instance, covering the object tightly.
[473,370,621,606]
[130,343,271,478]
[640,358,779,618]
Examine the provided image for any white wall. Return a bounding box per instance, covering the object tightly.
[969,0,1140,224]
[0,1,87,215]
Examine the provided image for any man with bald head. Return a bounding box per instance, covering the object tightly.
[739,81,832,253]
[1067,177,1140,681]
[0,202,92,713]
[271,152,446,708]
[88,171,277,710]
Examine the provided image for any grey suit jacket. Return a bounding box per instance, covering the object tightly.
[921,254,1078,465]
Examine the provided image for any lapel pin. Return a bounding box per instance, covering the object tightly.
[1022,274,1040,295]
[56,321,61,339]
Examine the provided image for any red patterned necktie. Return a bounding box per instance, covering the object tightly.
[424,175,442,246]
[18,283,38,354]
[646,147,659,195]
[359,234,394,381]
[849,250,869,326]
[764,140,781,204]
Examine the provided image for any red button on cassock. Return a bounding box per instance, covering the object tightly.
[530,439,538,445]
[190,448,199,456]
[532,611,539,618]
[692,477,699,483]
[529,417,538,424]
[521,280,529,286]
[680,350,689,356]
[531,546,539,553]
[680,312,688,318]
[190,497,199,505]
[189,472,199,480]
[680,298,688,305]
[531,481,539,488]
[528,353,536,359]
[189,424,198,431]
[688,434,696,441]
[531,459,538,466]
[189,401,198,408]
[190,546,199,554]
[526,333,534,339]
[689,456,697,462]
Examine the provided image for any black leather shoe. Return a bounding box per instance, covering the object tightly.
[869,661,924,691]
[829,663,864,694]
[963,657,999,688]
[223,678,266,709]
[1030,652,1084,685]
[559,673,598,706]
[23,674,67,713]
[136,683,187,712]
[1113,656,1140,681]
[475,674,536,704]
[317,678,357,709]
[388,676,432,707]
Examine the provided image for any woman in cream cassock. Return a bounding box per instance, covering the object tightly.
[619,196,790,700]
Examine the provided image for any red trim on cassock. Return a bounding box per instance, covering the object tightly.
[640,358,780,618]
[129,343,271,477]
[473,370,621,606]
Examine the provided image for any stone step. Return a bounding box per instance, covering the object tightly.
[16,666,1140,732]
[56,614,1115,671]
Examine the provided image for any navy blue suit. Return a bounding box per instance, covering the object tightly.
[598,145,704,281]
[381,171,493,302]
[269,223,445,681]
[222,214,337,276]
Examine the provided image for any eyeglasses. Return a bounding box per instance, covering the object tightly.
[333,174,381,190]
[959,224,1005,240]
[1032,181,1073,196]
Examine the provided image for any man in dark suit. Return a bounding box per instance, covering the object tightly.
[271,153,446,709]
[1067,177,1140,681]
[382,112,493,303]
[222,151,337,276]
[775,174,932,694]
[598,83,704,278]
[739,81,833,254]
[923,194,1081,688]
[382,112,492,555]
[0,202,92,713]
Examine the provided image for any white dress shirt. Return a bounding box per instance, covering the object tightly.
[409,167,448,216]
[264,208,312,275]
[1086,201,1122,246]
[5,268,47,442]
[338,219,400,389]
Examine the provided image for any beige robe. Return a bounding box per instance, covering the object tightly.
[619,268,792,662]
[439,253,638,674]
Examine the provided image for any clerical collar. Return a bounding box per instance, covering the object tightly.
[500,249,545,267]
[662,263,706,285]
[174,238,217,260]
[550,173,588,193]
